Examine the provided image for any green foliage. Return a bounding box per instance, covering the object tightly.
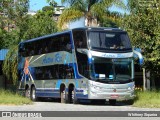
[23,11,58,39]
[58,8,84,29]
[0,89,32,105]
[0,0,30,48]
[100,11,122,27]
[3,45,18,84]
[46,0,58,7]
[134,90,160,108]
[42,6,54,12]
[58,0,126,29]
[100,18,118,28]
[1,29,22,48]
[122,0,160,76]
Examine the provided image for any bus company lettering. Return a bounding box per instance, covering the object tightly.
[117,54,125,58]
[42,53,62,64]
[102,53,125,58]
[102,54,115,58]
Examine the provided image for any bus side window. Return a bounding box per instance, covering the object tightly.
[65,34,72,52]
[65,66,74,79]
[48,40,53,53]
[43,42,49,53]
[73,30,87,49]
[76,52,89,78]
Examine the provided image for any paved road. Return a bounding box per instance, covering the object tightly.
[0,100,160,120]
[0,100,160,111]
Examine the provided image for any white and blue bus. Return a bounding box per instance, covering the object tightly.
[18,27,137,105]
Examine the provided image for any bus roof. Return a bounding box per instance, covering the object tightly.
[20,30,71,44]
[20,27,125,44]
[72,27,125,32]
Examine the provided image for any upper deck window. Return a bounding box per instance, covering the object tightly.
[88,31,132,52]
[72,30,87,48]
[19,33,72,57]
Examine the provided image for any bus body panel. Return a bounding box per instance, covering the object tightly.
[18,27,135,103]
[88,80,135,101]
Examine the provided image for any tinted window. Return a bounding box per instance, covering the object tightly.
[88,31,132,51]
[76,52,89,78]
[73,30,87,48]
[19,33,72,57]
[31,64,74,80]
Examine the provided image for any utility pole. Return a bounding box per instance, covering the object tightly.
[143,68,146,91]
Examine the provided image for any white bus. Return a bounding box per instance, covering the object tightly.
[18,27,138,105]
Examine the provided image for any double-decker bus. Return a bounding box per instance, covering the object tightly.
[18,27,137,105]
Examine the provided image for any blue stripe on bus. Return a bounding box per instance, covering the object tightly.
[36,92,60,98]
[75,89,83,92]
[88,58,92,64]
[56,80,62,88]
[36,89,59,92]
[69,31,74,49]
[36,92,88,99]
[75,80,79,88]
[36,88,84,93]
[36,88,88,99]
[73,63,83,79]
[76,94,88,99]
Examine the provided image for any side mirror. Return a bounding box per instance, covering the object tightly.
[133,48,144,65]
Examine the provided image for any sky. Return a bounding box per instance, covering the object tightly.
[29,0,128,14]
[29,0,61,11]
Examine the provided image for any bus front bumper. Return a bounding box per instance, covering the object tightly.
[88,91,135,101]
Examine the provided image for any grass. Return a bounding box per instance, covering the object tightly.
[133,90,160,108]
[0,88,160,108]
[0,89,32,105]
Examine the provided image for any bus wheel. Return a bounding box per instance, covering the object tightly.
[25,87,30,98]
[60,90,66,103]
[126,99,134,105]
[109,99,116,105]
[30,86,37,101]
[60,84,66,103]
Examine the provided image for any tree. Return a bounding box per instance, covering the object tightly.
[2,1,58,85]
[46,0,58,7]
[42,6,54,12]
[0,0,29,49]
[100,11,122,27]
[23,11,58,39]
[58,0,125,29]
[122,0,160,84]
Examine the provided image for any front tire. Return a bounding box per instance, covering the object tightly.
[109,99,116,105]
[60,90,66,103]
[25,87,30,98]
[126,99,134,105]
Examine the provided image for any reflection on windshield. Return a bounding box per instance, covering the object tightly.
[91,57,133,82]
[114,60,132,80]
[88,31,132,51]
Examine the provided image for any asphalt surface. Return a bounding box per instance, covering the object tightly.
[0,99,160,120]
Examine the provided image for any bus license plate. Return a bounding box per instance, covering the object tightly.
[110,95,119,98]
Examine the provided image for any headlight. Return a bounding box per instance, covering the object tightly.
[128,87,132,90]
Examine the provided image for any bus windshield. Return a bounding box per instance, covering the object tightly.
[88,31,132,51]
[90,57,133,83]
